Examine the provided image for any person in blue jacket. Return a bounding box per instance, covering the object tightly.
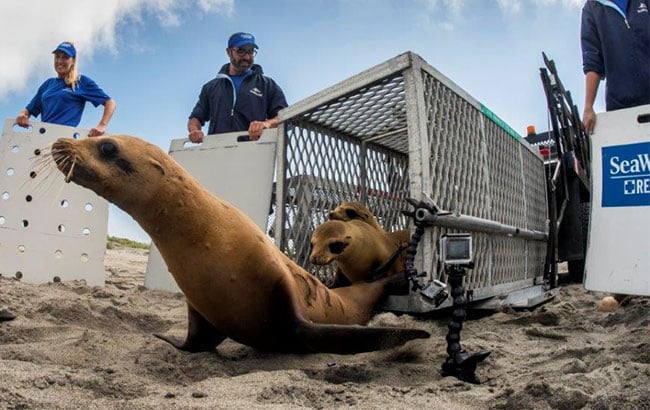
[187,32,288,143]
[581,0,650,134]
[15,42,116,137]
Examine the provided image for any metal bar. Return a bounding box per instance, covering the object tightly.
[414,209,548,241]
[366,126,408,142]
[274,122,287,245]
[359,140,368,204]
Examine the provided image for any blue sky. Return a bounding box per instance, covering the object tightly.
[0,0,590,243]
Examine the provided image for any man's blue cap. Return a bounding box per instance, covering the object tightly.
[228,32,258,49]
[52,42,76,58]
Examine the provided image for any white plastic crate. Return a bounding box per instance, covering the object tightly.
[144,130,278,292]
[585,104,650,296]
[0,119,108,286]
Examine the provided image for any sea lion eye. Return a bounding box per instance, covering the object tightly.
[345,209,360,219]
[329,241,347,255]
[98,141,118,158]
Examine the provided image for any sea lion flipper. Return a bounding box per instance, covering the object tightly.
[154,304,226,353]
[294,321,430,354]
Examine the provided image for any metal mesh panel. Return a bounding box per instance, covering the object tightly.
[420,70,547,290]
[421,71,492,289]
[280,118,409,280]
[301,75,409,153]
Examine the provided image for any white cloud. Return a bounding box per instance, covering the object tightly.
[498,0,585,14]
[533,0,585,7]
[0,0,233,101]
[497,0,523,14]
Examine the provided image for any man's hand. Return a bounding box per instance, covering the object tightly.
[248,120,270,141]
[188,129,205,143]
[582,106,596,135]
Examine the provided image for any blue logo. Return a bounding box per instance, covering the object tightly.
[602,142,650,207]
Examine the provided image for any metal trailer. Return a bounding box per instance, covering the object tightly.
[525,53,591,285]
[270,51,554,313]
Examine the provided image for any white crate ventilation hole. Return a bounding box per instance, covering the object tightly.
[0,119,108,286]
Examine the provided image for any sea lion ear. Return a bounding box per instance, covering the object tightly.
[149,159,166,176]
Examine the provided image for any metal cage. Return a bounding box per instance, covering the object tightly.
[272,52,548,312]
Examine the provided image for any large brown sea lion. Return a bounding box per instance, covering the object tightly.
[50,135,429,354]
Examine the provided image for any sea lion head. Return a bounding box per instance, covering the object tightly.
[51,135,173,213]
[329,201,382,230]
[309,219,351,266]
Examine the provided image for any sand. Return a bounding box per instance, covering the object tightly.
[1,245,648,409]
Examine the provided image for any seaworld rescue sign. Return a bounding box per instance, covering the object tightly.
[601,142,650,207]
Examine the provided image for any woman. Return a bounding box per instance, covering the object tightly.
[15,42,116,137]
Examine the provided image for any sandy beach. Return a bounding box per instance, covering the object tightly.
[0,244,648,409]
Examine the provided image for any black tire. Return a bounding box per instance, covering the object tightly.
[567,260,585,283]
[567,202,590,283]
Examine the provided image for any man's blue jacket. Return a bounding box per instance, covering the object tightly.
[190,63,288,135]
[581,0,650,110]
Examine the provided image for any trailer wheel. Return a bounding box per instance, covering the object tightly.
[567,202,590,282]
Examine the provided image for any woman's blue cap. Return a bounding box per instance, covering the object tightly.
[52,42,76,58]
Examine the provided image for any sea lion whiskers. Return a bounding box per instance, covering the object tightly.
[64,157,76,183]
[19,145,68,197]
[50,141,79,183]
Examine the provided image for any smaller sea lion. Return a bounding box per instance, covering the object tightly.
[329,201,384,231]
[321,201,410,287]
[329,200,410,248]
[310,219,406,286]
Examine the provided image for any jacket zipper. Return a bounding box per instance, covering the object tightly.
[216,73,237,117]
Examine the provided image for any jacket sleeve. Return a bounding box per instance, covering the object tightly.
[581,2,605,76]
[78,75,111,107]
[25,80,47,117]
[189,83,210,125]
[266,78,288,119]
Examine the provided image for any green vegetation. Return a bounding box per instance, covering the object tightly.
[106,235,150,250]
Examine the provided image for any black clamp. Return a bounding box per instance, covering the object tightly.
[402,198,448,307]
[440,263,491,384]
[403,198,490,384]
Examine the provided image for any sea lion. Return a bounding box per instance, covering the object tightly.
[329,201,384,230]
[322,201,410,287]
[329,201,411,247]
[310,219,406,285]
[50,135,429,354]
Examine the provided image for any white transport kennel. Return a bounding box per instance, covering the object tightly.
[0,120,108,287]
[585,104,650,297]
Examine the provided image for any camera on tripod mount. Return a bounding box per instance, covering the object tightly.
[440,233,473,266]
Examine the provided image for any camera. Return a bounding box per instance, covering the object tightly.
[440,233,473,266]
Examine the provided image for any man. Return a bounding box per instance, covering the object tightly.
[581,0,650,134]
[187,32,288,142]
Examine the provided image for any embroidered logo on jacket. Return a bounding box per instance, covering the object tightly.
[250,87,263,97]
[639,1,648,13]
